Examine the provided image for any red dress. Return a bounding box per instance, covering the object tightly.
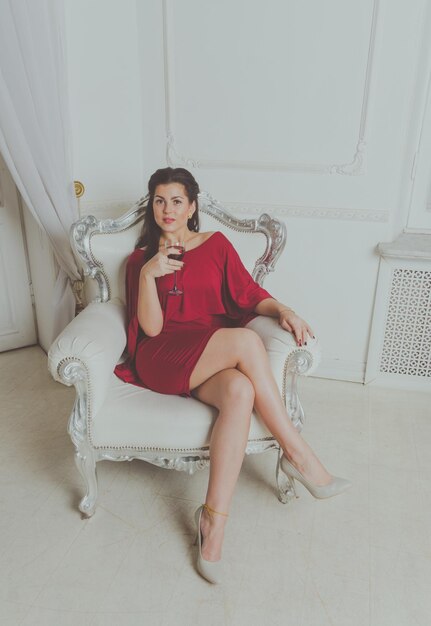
[114,231,273,396]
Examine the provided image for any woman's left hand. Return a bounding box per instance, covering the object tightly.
[279,309,314,347]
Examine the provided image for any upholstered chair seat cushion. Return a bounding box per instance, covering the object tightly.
[49,299,320,451]
[89,376,272,450]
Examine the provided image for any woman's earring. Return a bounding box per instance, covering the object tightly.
[188,213,192,219]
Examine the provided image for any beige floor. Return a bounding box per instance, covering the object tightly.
[1,345,430,626]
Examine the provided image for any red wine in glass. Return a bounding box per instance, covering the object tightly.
[165,241,185,295]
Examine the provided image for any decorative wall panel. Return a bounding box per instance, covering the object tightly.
[80,199,389,222]
[164,0,378,175]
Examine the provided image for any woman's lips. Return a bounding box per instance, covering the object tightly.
[163,218,175,224]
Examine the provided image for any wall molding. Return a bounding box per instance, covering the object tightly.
[162,0,379,176]
[80,198,388,223]
[218,201,388,222]
[378,232,431,260]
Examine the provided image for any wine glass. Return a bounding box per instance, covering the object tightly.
[165,240,185,295]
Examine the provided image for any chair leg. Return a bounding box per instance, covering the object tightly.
[63,365,99,518]
[74,446,98,517]
[284,353,312,431]
[275,449,297,504]
[61,354,309,513]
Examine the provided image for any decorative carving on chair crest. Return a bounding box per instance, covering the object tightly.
[71,196,148,303]
[198,191,286,286]
[71,192,286,300]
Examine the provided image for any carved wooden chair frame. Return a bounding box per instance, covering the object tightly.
[48,191,320,517]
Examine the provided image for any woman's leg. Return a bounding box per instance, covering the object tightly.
[189,327,332,486]
[192,368,254,561]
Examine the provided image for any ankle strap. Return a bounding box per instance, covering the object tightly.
[203,503,229,518]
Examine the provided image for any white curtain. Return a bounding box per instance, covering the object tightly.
[0,0,80,342]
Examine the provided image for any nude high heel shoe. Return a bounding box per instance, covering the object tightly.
[194,504,227,584]
[280,454,352,500]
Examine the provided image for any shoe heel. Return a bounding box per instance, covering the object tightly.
[193,507,202,546]
[280,454,352,500]
[193,505,223,584]
[287,474,297,498]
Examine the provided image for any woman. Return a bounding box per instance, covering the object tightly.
[115,167,351,584]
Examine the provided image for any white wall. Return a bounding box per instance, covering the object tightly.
[63,0,431,382]
[64,0,144,203]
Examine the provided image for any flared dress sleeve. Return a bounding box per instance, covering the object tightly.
[113,248,147,386]
[220,233,274,325]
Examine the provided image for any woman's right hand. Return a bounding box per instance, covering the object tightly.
[140,250,184,279]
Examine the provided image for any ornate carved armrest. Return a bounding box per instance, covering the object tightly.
[246,315,321,430]
[48,300,127,418]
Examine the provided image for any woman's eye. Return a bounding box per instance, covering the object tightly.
[174,200,182,205]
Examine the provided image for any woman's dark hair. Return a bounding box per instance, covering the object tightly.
[135,167,200,257]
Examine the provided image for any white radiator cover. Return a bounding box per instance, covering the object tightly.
[366,235,431,390]
[380,268,431,378]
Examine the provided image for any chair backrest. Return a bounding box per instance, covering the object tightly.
[71,191,286,305]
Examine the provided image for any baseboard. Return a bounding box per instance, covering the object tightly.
[312,359,431,391]
[366,373,431,392]
[311,359,366,383]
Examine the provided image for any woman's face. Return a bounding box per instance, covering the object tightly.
[153,183,195,237]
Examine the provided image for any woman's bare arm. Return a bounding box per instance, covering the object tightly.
[137,271,164,336]
[254,297,314,346]
[137,251,183,337]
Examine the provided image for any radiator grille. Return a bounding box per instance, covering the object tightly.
[380,269,431,377]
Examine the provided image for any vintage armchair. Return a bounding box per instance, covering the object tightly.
[48,192,321,517]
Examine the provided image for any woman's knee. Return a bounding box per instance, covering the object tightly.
[221,371,255,409]
[229,328,265,357]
